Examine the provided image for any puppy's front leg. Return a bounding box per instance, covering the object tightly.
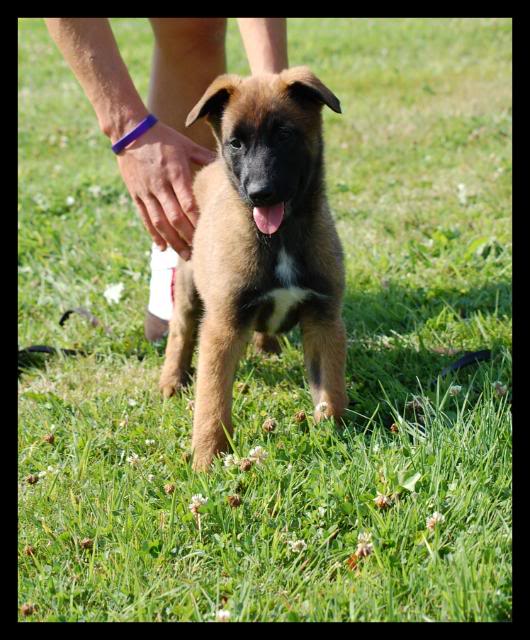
[159,265,200,398]
[300,314,348,423]
[192,317,250,471]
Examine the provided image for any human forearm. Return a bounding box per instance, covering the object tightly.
[236,18,288,74]
[44,18,148,141]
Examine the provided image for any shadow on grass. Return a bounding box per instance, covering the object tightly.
[237,278,511,428]
[19,279,511,433]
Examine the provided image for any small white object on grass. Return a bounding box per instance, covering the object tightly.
[287,539,307,553]
[126,452,140,467]
[426,511,445,531]
[457,183,468,206]
[189,494,208,514]
[222,453,238,468]
[104,282,124,305]
[248,446,268,465]
[356,532,374,557]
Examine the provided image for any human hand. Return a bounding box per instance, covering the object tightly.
[116,121,216,259]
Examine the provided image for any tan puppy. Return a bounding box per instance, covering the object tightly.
[159,67,347,471]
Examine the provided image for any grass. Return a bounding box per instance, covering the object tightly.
[18,18,512,622]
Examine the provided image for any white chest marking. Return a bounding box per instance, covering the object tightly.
[266,287,309,334]
[275,248,298,287]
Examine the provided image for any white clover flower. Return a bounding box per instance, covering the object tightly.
[374,492,392,509]
[426,511,445,531]
[493,381,508,397]
[287,539,307,553]
[356,532,374,557]
[65,195,75,207]
[222,453,238,468]
[449,385,462,396]
[104,282,124,305]
[215,609,231,622]
[128,399,137,407]
[189,494,208,514]
[147,474,155,483]
[248,446,268,465]
[38,470,47,478]
[145,439,155,446]
[88,185,102,197]
[126,452,141,467]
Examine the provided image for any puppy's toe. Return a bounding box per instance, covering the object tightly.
[314,400,347,425]
[314,401,334,423]
[159,376,181,399]
[191,454,214,472]
[253,332,282,355]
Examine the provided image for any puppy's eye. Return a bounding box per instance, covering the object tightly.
[277,128,292,141]
[229,138,242,149]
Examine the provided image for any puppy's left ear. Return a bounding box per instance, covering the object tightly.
[185,74,241,130]
[281,66,342,114]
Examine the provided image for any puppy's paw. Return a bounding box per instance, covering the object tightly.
[191,455,214,472]
[252,332,282,355]
[314,401,331,423]
[191,436,229,472]
[314,400,346,423]
[159,375,182,399]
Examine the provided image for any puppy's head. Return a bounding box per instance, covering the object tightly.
[186,66,341,234]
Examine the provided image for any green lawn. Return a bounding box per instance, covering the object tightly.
[18,18,512,622]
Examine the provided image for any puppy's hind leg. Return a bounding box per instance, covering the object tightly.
[159,263,201,398]
[252,332,282,355]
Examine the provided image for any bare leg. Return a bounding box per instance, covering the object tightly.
[192,317,250,471]
[236,18,288,74]
[300,314,348,422]
[148,18,227,153]
[145,18,227,341]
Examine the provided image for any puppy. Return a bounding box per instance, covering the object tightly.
[159,66,347,471]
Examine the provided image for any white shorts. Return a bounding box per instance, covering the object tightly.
[147,243,179,321]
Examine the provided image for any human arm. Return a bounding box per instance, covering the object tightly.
[236,18,288,74]
[44,18,214,258]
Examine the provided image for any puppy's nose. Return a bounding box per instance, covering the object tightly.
[247,183,274,206]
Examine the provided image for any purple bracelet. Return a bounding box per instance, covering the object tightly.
[111,114,158,154]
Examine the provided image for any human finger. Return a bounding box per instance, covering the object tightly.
[134,196,167,251]
[157,185,196,246]
[143,193,191,260]
[171,169,200,229]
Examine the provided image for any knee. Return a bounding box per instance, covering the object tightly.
[150,18,226,56]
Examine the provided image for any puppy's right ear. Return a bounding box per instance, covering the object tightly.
[185,74,241,134]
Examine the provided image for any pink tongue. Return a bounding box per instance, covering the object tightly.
[252,202,285,234]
